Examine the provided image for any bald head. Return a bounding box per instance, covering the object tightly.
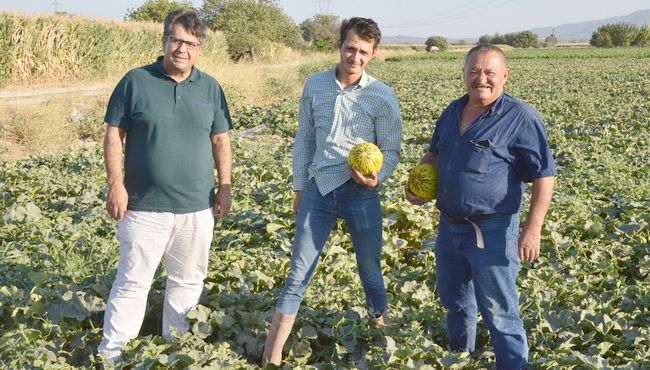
[464,44,507,71]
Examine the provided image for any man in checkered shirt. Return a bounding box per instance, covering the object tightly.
[263,17,403,366]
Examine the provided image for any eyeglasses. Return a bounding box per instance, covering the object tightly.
[165,36,201,51]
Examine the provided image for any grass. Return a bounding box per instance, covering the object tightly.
[0,94,105,162]
[0,50,340,162]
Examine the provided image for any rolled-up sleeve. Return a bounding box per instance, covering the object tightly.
[376,92,403,183]
[292,86,316,191]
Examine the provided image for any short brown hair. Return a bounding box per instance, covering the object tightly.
[464,44,506,70]
[339,17,381,49]
[163,8,207,44]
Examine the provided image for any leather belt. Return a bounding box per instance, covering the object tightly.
[442,213,502,249]
[442,212,502,225]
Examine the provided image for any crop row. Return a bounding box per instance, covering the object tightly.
[0,49,648,368]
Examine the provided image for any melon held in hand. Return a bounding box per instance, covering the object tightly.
[407,163,438,200]
[348,142,383,176]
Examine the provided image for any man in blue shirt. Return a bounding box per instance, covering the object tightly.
[406,44,556,369]
[263,17,402,366]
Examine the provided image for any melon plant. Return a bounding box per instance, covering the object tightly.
[348,142,383,176]
[407,163,438,200]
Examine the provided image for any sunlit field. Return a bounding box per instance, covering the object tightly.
[0,47,648,368]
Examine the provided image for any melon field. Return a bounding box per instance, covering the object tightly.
[0,48,648,369]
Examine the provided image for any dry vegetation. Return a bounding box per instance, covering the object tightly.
[0,13,229,87]
[0,53,339,162]
[0,13,419,162]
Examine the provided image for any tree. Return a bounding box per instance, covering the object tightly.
[425,35,448,52]
[201,0,302,61]
[478,31,537,48]
[512,31,538,48]
[633,23,650,47]
[299,14,340,51]
[590,22,638,47]
[478,34,493,44]
[544,31,558,47]
[125,0,194,22]
[491,33,505,44]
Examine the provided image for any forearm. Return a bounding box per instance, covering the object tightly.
[419,152,437,166]
[524,176,555,231]
[103,126,125,187]
[211,132,232,187]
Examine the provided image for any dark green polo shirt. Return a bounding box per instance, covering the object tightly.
[105,57,232,213]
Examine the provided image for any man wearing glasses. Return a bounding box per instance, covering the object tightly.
[98,8,232,362]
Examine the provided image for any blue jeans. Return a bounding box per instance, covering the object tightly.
[435,214,528,370]
[276,179,386,316]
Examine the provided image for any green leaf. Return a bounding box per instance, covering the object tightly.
[266,222,284,233]
[24,202,42,221]
[27,271,48,286]
[597,341,613,356]
[300,324,318,339]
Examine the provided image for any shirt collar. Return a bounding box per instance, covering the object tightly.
[332,65,369,89]
[458,92,506,116]
[154,56,200,83]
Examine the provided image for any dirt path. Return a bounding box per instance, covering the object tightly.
[0,83,111,106]
[0,61,306,106]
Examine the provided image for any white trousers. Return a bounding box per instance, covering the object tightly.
[98,209,214,361]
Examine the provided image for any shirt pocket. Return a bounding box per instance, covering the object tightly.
[465,139,494,174]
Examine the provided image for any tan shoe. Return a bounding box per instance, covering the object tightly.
[263,310,297,366]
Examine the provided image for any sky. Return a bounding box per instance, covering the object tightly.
[1,0,649,39]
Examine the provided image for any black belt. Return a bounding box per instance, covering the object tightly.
[443,212,502,225]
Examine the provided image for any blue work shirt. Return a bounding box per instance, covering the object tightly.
[428,93,557,217]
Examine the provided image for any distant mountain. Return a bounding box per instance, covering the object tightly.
[530,9,650,41]
[384,9,650,43]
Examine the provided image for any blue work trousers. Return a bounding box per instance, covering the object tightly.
[435,213,528,370]
[276,179,386,316]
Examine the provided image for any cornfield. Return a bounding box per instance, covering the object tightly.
[0,13,229,86]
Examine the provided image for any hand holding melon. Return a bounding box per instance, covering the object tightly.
[407,163,438,201]
[348,142,383,176]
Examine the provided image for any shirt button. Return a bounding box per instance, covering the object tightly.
[454,142,459,146]
[446,166,451,170]
[178,96,181,99]
[443,188,448,193]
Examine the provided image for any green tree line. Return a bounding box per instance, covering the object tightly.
[125,0,342,61]
[590,22,650,47]
[478,31,539,48]
[125,1,650,60]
